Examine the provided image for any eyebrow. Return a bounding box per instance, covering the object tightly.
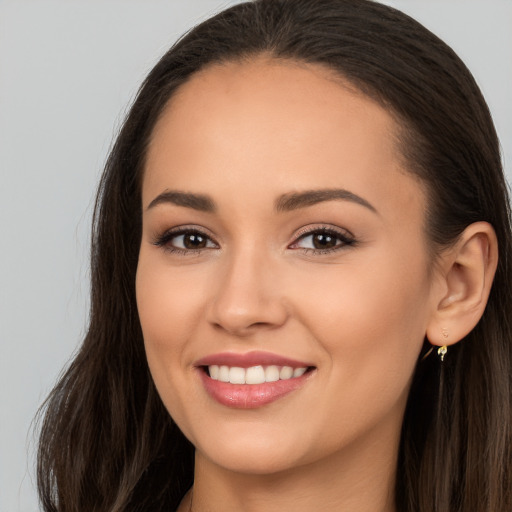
[147,190,216,212]
[274,189,377,214]
[146,188,377,214]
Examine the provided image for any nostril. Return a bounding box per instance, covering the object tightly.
[211,320,273,336]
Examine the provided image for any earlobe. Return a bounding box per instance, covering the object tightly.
[426,222,498,347]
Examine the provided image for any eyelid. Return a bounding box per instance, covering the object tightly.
[152,223,356,256]
[152,225,219,253]
[288,224,356,253]
[292,224,355,241]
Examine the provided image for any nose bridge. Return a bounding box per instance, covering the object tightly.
[208,239,288,334]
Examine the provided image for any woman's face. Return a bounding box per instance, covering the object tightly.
[136,58,439,475]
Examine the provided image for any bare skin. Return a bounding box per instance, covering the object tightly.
[136,57,497,512]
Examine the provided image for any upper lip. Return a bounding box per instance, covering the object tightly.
[194,351,314,369]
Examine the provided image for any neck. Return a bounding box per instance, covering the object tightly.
[186,421,400,512]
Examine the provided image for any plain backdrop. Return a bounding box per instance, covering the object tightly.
[1,1,510,510]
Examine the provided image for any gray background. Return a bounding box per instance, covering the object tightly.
[1,1,510,510]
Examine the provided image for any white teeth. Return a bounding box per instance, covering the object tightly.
[208,364,309,384]
[229,367,246,384]
[209,365,219,380]
[265,365,280,382]
[293,367,307,378]
[280,366,293,379]
[218,365,230,382]
[245,365,266,384]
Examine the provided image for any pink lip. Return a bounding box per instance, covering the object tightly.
[194,351,315,409]
[198,369,313,409]
[194,350,312,368]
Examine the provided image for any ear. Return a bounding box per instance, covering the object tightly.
[426,222,498,347]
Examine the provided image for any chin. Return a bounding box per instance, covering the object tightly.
[189,422,313,476]
[200,444,306,476]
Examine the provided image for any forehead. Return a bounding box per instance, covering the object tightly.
[143,57,425,225]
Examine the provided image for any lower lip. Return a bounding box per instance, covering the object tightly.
[198,369,313,409]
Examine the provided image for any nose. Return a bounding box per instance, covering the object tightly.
[207,247,289,336]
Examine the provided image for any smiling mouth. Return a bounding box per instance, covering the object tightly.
[195,351,316,408]
[199,365,316,408]
[202,364,314,384]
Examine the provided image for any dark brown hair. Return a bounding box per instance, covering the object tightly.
[37,1,512,510]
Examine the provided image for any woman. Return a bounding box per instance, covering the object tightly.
[37,0,512,510]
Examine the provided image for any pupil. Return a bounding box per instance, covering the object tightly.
[313,233,336,249]
[184,233,206,249]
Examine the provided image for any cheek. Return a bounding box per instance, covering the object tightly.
[136,251,205,343]
[135,253,201,394]
[291,250,431,384]
[287,259,430,448]
[136,255,211,433]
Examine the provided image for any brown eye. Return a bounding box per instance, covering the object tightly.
[154,228,218,253]
[311,232,338,249]
[291,227,356,254]
[183,233,208,249]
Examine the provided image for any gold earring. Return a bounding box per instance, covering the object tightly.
[437,345,447,361]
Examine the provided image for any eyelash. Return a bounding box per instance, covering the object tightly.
[152,227,216,256]
[291,226,356,255]
[152,225,356,256]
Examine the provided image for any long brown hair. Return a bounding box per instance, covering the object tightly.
[37,1,512,510]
